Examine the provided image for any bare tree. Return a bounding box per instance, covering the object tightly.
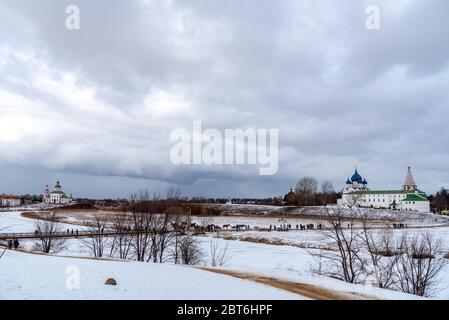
[310,208,366,284]
[170,229,182,264]
[165,186,182,201]
[127,187,192,263]
[148,213,175,263]
[208,238,232,267]
[394,233,447,297]
[320,181,335,206]
[179,235,203,265]
[109,212,133,259]
[168,213,191,264]
[80,216,108,258]
[148,189,185,263]
[433,188,449,213]
[128,188,183,262]
[34,212,66,253]
[129,191,154,262]
[294,177,318,206]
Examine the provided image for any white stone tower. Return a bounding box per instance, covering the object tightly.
[403,166,417,191]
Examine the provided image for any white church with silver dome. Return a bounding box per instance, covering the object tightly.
[337,167,430,213]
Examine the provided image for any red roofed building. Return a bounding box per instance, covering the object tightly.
[1,195,21,207]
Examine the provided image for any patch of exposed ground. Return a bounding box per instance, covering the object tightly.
[197,267,381,300]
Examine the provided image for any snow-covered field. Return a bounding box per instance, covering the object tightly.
[0,211,85,233]
[2,209,449,300]
[0,203,65,212]
[196,204,449,225]
[21,204,449,230]
[0,250,300,300]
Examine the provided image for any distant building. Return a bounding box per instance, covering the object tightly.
[1,195,21,207]
[43,180,73,205]
[337,167,430,213]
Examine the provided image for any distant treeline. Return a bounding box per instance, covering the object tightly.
[283,177,340,207]
[186,197,283,206]
[17,183,449,213]
[58,203,97,210]
[429,187,449,213]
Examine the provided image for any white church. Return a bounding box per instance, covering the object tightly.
[337,167,430,213]
[43,180,73,205]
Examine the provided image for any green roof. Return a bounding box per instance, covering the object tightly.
[51,191,66,195]
[403,194,428,202]
[347,189,426,196]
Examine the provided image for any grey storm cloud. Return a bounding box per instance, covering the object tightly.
[0,0,449,198]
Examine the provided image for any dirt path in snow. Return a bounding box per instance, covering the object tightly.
[198,267,381,300]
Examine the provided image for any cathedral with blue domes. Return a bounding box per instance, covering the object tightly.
[345,168,369,190]
[337,167,430,213]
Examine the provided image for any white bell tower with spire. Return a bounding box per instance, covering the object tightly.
[43,185,50,203]
[403,166,417,192]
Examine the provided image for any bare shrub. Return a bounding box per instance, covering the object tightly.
[179,235,203,265]
[308,210,448,297]
[394,233,447,297]
[208,238,232,267]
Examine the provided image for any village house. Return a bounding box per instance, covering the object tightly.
[1,195,22,207]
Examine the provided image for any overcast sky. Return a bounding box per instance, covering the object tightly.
[0,0,448,199]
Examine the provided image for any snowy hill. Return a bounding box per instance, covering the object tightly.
[0,250,301,300]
